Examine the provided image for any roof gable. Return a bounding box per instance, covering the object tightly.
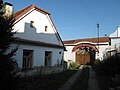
[14,4,50,21]
[13,4,65,48]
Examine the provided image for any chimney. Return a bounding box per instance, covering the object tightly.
[4,2,13,16]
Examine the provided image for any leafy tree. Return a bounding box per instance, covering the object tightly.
[0,0,18,89]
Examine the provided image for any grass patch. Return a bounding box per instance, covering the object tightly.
[17,70,77,90]
[70,66,90,90]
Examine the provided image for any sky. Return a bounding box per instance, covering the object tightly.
[5,0,120,40]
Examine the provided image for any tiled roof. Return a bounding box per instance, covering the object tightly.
[14,37,64,49]
[14,4,50,20]
[63,36,110,44]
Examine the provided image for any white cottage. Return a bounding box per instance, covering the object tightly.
[9,4,65,70]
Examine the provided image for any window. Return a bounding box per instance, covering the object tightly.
[45,51,52,66]
[45,26,48,32]
[22,50,33,69]
[59,52,61,54]
[30,21,34,27]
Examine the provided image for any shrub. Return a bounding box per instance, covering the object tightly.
[94,59,100,65]
[94,56,120,76]
[69,62,80,70]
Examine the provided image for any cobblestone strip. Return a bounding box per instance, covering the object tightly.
[58,65,83,90]
[88,66,100,90]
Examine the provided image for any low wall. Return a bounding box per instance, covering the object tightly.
[18,66,66,77]
[39,66,64,75]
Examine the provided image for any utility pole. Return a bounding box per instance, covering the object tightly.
[97,23,99,56]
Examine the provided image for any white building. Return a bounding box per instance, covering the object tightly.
[103,26,120,59]
[110,26,120,48]
[63,37,110,65]
[8,4,65,70]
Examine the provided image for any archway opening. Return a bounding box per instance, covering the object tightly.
[72,43,98,65]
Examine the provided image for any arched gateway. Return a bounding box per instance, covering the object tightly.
[63,37,110,65]
[72,43,98,65]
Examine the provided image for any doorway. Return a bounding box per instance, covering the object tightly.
[75,46,96,65]
[45,51,52,66]
[76,48,90,64]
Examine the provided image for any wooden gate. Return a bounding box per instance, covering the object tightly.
[75,50,90,64]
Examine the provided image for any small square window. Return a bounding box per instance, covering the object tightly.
[30,21,34,28]
[59,52,61,54]
[45,26,48,32]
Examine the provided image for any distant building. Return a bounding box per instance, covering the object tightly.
[63,37,110,65]
[110,26,120,47]
[103,26,120,59]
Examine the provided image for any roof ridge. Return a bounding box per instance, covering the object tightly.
[64,36,109,41]
[63,36,110,44]
[14,4,34,20]
[14,4,50,21]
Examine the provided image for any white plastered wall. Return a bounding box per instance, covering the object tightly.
[13,9,62,45]
[11,43,64,68]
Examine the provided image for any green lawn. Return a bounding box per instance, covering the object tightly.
[17,70,77,90]
[70,65,90,90]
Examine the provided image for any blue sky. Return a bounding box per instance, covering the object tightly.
[5,0,120,40]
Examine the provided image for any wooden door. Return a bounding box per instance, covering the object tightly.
[76,50,90,64]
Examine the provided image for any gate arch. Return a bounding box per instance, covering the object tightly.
[72,43,98,65]
[72,43,98,52]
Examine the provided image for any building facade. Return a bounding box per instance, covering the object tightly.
[103,26,120,59]
[8,4,65,70]
[63,37,110,65]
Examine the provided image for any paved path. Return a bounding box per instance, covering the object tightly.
[58,65,83,90]
[58,65,100,90]
[88,66,100,90]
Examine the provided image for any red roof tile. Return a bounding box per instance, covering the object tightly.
[14,4,50,20]
[63,37,110,44]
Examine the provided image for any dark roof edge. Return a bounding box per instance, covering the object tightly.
[14,38,65,49]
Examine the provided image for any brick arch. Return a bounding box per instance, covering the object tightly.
[72,43,98,52]
[73,43,97,65]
